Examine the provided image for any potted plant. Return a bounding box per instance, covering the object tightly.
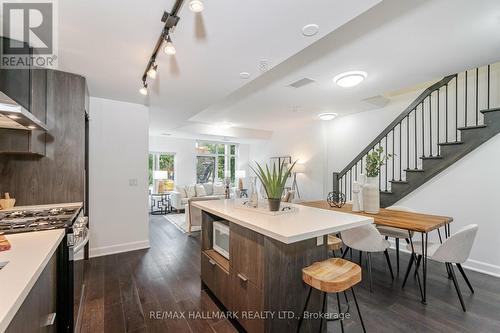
[251,160,296,211]
[363,147,392,214]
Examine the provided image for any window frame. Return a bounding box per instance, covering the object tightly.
[196,141,239,184]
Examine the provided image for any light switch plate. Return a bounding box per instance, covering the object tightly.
[316,236,324,246]
[129,178,138,186]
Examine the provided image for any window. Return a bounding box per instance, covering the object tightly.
[196,142,238,184]
[149,152,175,192]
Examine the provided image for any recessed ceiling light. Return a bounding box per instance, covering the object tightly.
[302,24,319,37]
[189,0,204,13]
[333,71,367,88]
[318,113,338,121]
[161,133,171,136]
[239,72,250,79]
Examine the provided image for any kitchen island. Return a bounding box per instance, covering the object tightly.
[191,199,373,333]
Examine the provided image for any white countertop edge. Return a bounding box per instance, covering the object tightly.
[192,201,373,244]
[0,230,65,332]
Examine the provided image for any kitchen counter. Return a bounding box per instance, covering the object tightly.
[0,229,65,332]
[192,199,373,244]
[0,202,83,212]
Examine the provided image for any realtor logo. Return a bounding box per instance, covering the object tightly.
[1,0,58,68]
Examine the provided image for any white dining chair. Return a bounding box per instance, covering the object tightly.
[341,224,394,292]
[377,205,415,274]
[402,224,478,311]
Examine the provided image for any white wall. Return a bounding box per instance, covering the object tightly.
[88,97,150,257]
[149,136,250,186]
[248,121,327,201]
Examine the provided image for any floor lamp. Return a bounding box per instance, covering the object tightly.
[291,163,306,199]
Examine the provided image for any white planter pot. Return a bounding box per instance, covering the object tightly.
[363,176,380,214]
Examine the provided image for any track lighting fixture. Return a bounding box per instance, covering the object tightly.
[147,63,158,79]
[140,0,204,95]
[139,81,148,96]
[189,0,204,13]
[164,35,176,55]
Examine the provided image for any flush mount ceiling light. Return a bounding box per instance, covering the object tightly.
[217,122,233,129]
[318,113,338,121]
[189,0,204,13]
[333,71,367,88]
[239,72,250,79]
[302,24,319,37]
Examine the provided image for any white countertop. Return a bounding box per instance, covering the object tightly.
[0,229,65,332]
[0,202,83,212]
[192,199,373,244]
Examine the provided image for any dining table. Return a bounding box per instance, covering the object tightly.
[301,201,454,304]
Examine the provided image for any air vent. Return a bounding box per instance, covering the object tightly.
[362,95,390,108]
[288,78,315,88]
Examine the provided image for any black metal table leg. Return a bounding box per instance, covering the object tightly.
[421,232,428,304]
[407,231,424,300]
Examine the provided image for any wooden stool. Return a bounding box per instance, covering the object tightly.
[328,235,343,257]
[297,258,366,333]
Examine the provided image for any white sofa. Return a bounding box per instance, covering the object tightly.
[170,182,233,211]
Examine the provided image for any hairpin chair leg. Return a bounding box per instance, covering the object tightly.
[402,254,414,288]
[456,263,474,293]
[367,252,373,292]
[341,247,349,259]
[319,292,327,333]
[296,286,312,333]
[336,293,345,333]
[384,249,394,280]
[351,287,366,333]
[447,263,466,311]
[414,254,422,277]
[395,238,400,274]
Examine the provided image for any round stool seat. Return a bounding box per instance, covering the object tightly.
[328,235,343,251]
[302,258,361,293]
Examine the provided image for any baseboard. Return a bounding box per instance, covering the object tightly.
[387,240,500,278]
[75,239,150,260]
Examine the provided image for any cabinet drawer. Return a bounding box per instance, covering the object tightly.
[201,252,231,308]
[230,223,264,289]
[231,273,264,333]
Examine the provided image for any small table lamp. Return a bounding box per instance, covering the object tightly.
[153,171,169,193]
[292,163,306,199]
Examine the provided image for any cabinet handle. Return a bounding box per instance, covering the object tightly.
[208,259,216,267]
[237,273,248,283]
[42,313,56,327]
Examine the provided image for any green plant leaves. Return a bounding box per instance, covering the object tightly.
[365,147,393,177]
[250,160,297,199]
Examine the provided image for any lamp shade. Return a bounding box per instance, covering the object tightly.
[153,170,169,180]
[236,170,246,178]
[293,163,306,174]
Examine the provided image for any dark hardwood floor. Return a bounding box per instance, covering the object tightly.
[80,215,500,333]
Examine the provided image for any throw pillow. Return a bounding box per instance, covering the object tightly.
[186,185,197,198]
[195,184,207,197]
[176,186,187,198]
[203,182,213,196]
[213,183,225,196]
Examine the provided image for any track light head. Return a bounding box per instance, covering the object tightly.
[147,64,158,79]
[139,81,148,96]
[189,0,204,13]
[164,35,176,55]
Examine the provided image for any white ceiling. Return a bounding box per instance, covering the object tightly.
[57,0,381,139]
[57,0,500,141]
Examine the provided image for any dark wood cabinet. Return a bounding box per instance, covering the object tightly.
[230,223,264,289]
[5,251,58,333]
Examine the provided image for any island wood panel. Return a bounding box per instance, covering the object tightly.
[230,222,264,289]
[264,235,328,333]
[230,273,264,333]
[302,201,452,233]
[0,70,86,205]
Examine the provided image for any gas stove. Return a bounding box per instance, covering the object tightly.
[0,206,82,235]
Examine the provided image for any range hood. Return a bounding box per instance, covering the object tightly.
[0,90,48,131]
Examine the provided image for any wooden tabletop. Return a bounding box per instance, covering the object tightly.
[302,201,453,233]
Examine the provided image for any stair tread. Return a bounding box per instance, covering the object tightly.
[480,107,500,113]
[420,156,443,160]
[390,180,408,184]
[458,125,487,130]
[404,169,425,172]
[439,141,463,146]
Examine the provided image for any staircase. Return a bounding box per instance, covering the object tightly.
[333,63,500,208]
